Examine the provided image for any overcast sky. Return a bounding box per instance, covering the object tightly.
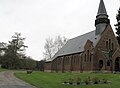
[0,0,119,61]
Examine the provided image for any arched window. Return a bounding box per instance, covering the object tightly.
[99,60,103,71]
[87,50,89,62]
[59,58,61,65]
[76,55,78,64]
[106,41,108,50]
[90,54,92,62]
[107,61,110,66]
[65,57,67,64]
[112,43,114,50]
[77,56,79,64]
[74,56,76,63]
[84,54,86,62]
[67,57,69,64]
[109,39,111,50]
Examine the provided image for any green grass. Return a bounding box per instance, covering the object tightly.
[0,68,7,72]
[15,71,120,88]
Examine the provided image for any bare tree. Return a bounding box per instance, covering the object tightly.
[54,35,68,53]
[43,35,68,60]
[43,37,54,60]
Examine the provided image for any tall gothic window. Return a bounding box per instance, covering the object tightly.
[90,54,92,62]
[106,41,108,50]
[84,54,86,62]
[65,57,68,65]
[109,39,111,50]
[112,43,114,50]
[59,58,61,65]
[87,50,89,62]
[66,57,69,65]
[77,56,79,64]
[107,60,111,66]
[74,56,76,63]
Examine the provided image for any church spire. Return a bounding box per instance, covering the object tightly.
[95,0,110,35]
[97,0,107,15]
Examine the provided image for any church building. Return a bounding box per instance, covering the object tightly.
[44,0,120,73]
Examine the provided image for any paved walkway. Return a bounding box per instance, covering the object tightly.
[0,71,36,88]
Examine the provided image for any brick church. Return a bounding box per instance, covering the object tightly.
[44,0,120,73]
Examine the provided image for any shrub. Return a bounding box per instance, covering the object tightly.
[27,70,33,74]
[92,77,100,84]
[63,79,68,84]
[76,77,81,85]
[102,78,108,84]
[84,78,90,85]
[68,78,74,85]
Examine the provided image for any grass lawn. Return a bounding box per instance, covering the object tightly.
[15,71,120,88]
[0,68,7,72]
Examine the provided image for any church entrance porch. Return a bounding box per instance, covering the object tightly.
[114,57,120,72]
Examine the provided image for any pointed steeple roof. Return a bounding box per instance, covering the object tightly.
[95,0,110,35]
[97,0,107,15]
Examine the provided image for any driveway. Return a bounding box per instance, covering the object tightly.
[0,71,36,88]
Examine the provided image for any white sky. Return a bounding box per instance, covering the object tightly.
[0,0,119,61]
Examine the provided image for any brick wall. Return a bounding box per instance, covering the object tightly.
[44,61,52,72]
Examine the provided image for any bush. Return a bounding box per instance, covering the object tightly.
[84,78,89,85]
[102,78,108,84]
[63,76,109,86]
[63,79,68,84]
[68,78,74,85]
[27,70,33,74]
[76,77,81,85]
[92,77,100,84]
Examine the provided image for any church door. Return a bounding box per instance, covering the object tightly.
[99,60,103,71]
[115,57,120,72]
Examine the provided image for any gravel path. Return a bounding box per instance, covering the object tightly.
[0,71,36,88]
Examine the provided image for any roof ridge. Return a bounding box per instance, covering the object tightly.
[70,30,95,40]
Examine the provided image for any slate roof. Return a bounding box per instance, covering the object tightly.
[51,30,101,61]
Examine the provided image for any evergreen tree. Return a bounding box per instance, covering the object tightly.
[115,8,120,44]
[1,33,28,69]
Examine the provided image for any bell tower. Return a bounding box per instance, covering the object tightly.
[95,0,110,35]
